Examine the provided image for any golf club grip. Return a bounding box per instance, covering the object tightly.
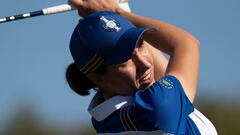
[42,4,75,15]
[0,1,130,24]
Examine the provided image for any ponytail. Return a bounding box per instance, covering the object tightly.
[66,63,97,96]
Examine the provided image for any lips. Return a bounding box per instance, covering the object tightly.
[138,70,154,88]
[139,71,151,82]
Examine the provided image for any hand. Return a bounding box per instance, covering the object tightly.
[68,0,119,17]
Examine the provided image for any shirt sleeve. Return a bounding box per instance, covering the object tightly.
[129,75,194,134]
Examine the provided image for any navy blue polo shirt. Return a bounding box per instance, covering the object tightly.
[88,75,217,135]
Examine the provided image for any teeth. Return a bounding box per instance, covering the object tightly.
[145,73,150,80]
[142,72,151,81]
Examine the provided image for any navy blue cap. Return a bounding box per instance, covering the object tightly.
[70,11,151,74]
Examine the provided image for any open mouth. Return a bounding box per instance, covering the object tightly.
[139,72,151,82]
[138,70,154,88]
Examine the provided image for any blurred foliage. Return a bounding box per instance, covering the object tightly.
[1,105,96,135]
[1,100,240,135]
[196,100,240,135]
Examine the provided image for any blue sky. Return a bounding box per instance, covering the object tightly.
[0,0,240,132]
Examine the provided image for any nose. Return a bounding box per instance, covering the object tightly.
[132,48,151,72]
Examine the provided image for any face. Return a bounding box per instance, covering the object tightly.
[99,39,155,96]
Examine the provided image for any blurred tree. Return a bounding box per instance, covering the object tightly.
[2,104,96,135]
[2,98,240,135]
[196,99,240,134]
[3,105,47,135]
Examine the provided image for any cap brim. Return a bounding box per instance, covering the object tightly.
[104,27,152,64]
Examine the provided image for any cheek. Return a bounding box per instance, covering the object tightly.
[118,67,137,89]
[109,65,137,95]
[139,43,154,63]
[145,46,154,64]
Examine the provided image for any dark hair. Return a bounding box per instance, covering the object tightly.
[66,63,107,96]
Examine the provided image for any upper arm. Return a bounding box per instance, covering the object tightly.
[140,22,200,103]
[129,76,194,134]
[145,34,200,103]
[165,37,200,103]
[120,12,200,103]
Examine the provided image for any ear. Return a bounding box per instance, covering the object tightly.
[86,72,104,85]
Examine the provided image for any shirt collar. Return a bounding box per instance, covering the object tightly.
[88,92,133,121]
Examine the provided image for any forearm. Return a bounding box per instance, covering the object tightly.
[69,0,199,102]
[117,8,199,54]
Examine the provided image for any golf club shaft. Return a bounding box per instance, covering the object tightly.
[0,0,130,24]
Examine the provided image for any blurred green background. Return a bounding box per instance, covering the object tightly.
[2,97,240,135]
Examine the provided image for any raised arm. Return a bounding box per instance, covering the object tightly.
[117,9,200,102]
[69,0,199,102]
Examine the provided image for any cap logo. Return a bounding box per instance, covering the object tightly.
[100,16,121,32]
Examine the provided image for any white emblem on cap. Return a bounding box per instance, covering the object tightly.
[100,16,121,32]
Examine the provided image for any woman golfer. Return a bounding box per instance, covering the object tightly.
[66,0,217,134]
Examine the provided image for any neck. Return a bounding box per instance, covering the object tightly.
[102,91,116,100]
